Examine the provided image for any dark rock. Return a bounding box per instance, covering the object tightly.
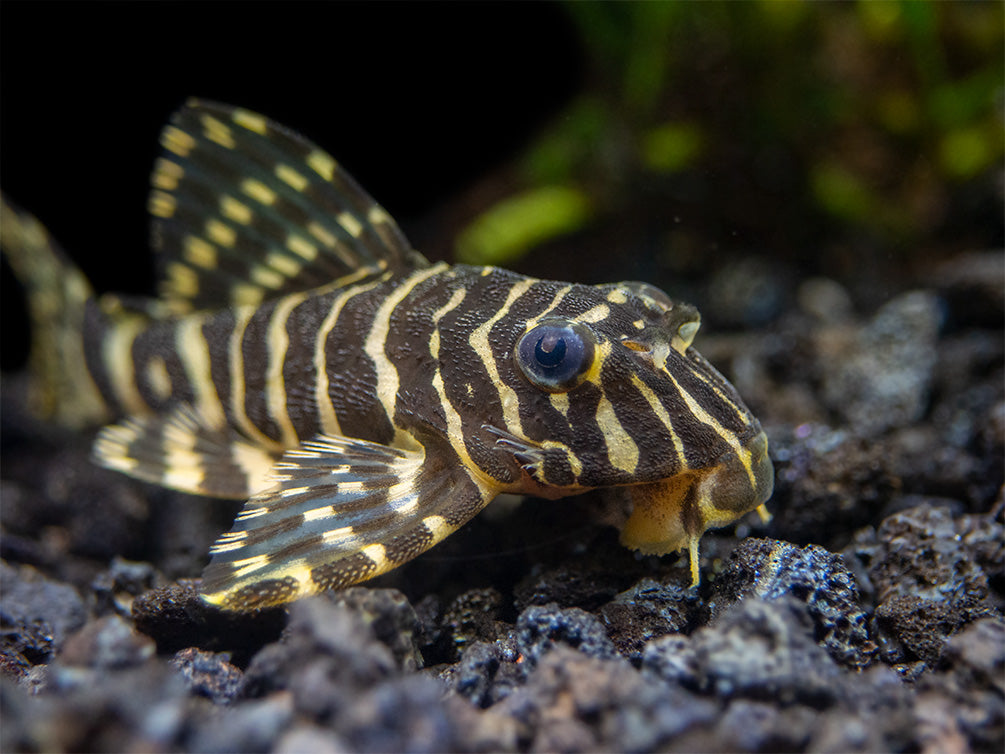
[336,674,455,753]
[6,662,190,752]
[819,664,915,752]
[931,332,1004,451]
[58,614,155,669]
[0,679,32,751]
[644,597,845,707]
[797,277,855,324]
[442,693,520,753]
[90,557,161,617]
[765,424,902,549]
[1,600,59,684]
[600,578,698,660]
[0,631,39,682]
[0,560,87,664]
[131,581,285,664]
[1,440,151,567]
[275,724,350,754]
[185,692,294,754]
[716,699,817,752]
[710,538,876,668]
[131,581,205,649]
[449,641,502,707]
[447,637,523,707]
[705,256,790,328]
[148,491,242,582]
[931,250,1005,330]
[516,604,618,667]
[886,425,998,509]
[917,618,1005,752]
[806,710,890,753]
[242,596,397,720]
[865,503,997,664]
[412,593,445,659]
[443,586,505,658]
[513,548,643,613]
[496,646,718,753]
[820,290,941,436]
[874,594,961,666]
[171,647,244,703]
[981,401,1005,461]
[960,502,1005,608]
[327,587,423,671]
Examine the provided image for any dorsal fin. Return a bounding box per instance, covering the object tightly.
[149,99,428,314]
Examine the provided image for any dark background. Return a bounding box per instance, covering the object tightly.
[1,1,583,363]
[3,1,1002,371]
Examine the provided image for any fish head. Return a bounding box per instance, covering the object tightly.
[495,279,773,560]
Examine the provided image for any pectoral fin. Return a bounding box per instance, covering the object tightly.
[200,435,496,610]
[92,405,277,499]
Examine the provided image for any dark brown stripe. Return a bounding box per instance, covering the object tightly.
[604,366,691,478]
[440,472,488,527]
[310,551,378,592]
[132,321,194,410]
[218,576,300,611]
[82,301,123,413]
[385,522,434,565]
[202,309,237,425]
[323,283,395,445]
[240,300,282,443]
[433,270,513,480]
[280,293,332,441]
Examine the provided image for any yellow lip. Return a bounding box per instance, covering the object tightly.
[619,430,774,585]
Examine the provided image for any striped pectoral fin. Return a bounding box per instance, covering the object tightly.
[200,434,496,611]
[92,405,278,499]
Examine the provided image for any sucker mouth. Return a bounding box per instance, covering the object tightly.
[618,429,774,585]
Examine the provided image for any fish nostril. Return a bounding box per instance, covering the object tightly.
[621,339,650,353]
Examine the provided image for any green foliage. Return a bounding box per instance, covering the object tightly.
[455,0,1003,268]
[811,162,876,223]
[643,122,705,174]
[455,186,591,267]
[940,125,998,180]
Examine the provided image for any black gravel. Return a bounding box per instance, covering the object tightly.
[2,249,1002,752]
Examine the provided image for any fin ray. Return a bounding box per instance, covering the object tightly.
[93,405,278,499]
[201,435,495,610]
[151,99,427,313]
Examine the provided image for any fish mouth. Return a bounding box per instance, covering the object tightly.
[619,430,774,568]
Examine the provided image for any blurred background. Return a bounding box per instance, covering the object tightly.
[2,1,1002,367]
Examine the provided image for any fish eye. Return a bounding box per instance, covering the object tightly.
[515,319,596,392]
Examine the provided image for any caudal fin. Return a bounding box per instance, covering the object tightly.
[1,197,108,427]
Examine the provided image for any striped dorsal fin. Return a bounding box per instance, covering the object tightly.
[149,99,428,314]
[200,435,495,611]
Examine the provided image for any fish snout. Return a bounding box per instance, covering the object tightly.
[619,429,774,580]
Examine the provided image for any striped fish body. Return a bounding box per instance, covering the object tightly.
[1,101,773,610]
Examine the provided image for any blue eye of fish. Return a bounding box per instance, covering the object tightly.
[515,320,595,392]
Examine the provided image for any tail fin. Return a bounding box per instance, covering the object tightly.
[1,197,108,427]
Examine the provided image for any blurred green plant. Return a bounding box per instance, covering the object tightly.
[455,0,1002,271]
[455,185,591,266]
